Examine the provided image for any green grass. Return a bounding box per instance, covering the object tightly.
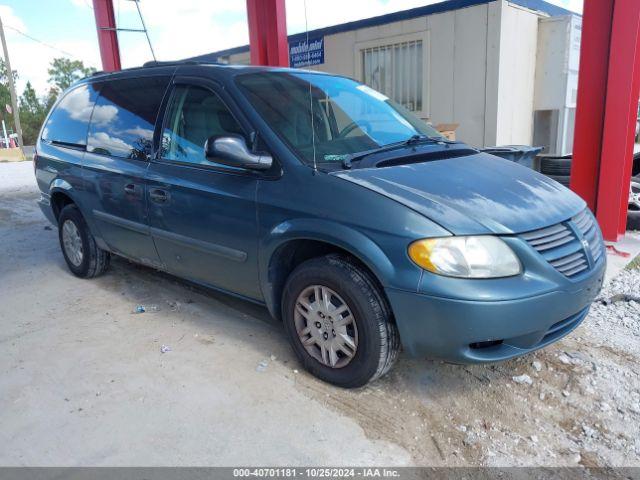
[625,253,640,270]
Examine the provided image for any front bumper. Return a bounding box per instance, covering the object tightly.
[385,260,605,362]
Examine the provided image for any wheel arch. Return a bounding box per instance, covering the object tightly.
[49,180,78,221]
[260,219,397,320]
[48,182,104,249]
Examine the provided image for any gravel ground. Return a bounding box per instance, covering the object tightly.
[1,161,639,466]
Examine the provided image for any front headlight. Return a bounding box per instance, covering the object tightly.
[408,236,522,278]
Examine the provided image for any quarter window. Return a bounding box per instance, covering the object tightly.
[41,83,100,148]
[87,76,169,159]
[161,85,244,166]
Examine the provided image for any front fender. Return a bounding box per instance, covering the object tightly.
[263,218,395,282]
[259,217,422,317]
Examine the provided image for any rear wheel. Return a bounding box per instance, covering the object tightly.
[282,254,399,388]
[58,204,110,278]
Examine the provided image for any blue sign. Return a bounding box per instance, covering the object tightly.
[289,37,324,68]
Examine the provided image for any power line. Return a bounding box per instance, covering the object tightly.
[3,24,86,62]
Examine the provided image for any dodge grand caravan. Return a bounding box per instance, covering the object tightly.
[35,61,605,388]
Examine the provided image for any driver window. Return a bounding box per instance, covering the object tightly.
[161,85,244,165]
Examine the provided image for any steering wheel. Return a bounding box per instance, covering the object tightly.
[338,120,372,139]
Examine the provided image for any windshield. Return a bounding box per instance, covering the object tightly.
[236,72,444,168]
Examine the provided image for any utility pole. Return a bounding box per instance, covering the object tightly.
[0,15,23,149]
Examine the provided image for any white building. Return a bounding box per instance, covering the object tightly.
[192,0,580,153]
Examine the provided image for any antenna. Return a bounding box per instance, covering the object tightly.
[303,0,317,172]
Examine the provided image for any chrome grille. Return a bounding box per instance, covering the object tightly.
[520,209,603,278]
[572,209,605,264]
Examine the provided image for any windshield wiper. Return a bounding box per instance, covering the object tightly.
[342,134,457,169]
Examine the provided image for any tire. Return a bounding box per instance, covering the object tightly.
[281,254,400,388]
[632,153,640,177]
[58,204,110,278]
[629,180,640,231]
[540,157,572,175]
[547,174,571,187]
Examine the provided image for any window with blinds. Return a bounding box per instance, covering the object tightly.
[361,39,423,113]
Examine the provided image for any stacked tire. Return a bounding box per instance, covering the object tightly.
[630,179,640,231]
[540,153,640,231]
[540,155,572,187]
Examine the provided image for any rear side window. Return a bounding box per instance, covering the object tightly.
[42,83,100,148]
[87,76,169,160]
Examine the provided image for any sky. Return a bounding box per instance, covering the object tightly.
[0,0,583,98]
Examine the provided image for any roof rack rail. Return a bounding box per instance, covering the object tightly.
[142,59,222,68]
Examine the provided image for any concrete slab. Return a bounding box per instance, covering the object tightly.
[605,230,640,281]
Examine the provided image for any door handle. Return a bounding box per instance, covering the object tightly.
[150,189,169,203]
[124,183,137,195]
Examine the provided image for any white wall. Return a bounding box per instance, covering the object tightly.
[493,3,540,145]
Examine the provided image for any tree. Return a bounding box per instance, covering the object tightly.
[19,81,46,145]
[47,57,95,93]
[0,58,18,135]
[20,81,43,116]
[44,87,58,113]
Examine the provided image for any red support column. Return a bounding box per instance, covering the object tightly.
[570,0,614,211]
[617,32,640,235]
[572,0,640,242]
[246,0,289,67]
[595,0,640,241]
[92,0,121,72]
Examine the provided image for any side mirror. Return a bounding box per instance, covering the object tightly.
[205,135,272,171]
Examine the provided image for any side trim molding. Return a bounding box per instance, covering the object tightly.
[150,226,247,263]
[93,210,150,235]
[92,209,247,263]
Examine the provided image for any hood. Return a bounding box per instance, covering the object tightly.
[333,153,586,235]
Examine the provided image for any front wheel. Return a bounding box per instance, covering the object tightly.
[282,254,400,388]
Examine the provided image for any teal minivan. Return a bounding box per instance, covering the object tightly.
[35,62,605,387]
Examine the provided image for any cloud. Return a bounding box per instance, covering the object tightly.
[88,131,131,155]
[553,0,583,13]
[123,126,153,140]
[0,5,26,31]
[91,103,118,126]
[58,86,118,126]
[58,86,93,121]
